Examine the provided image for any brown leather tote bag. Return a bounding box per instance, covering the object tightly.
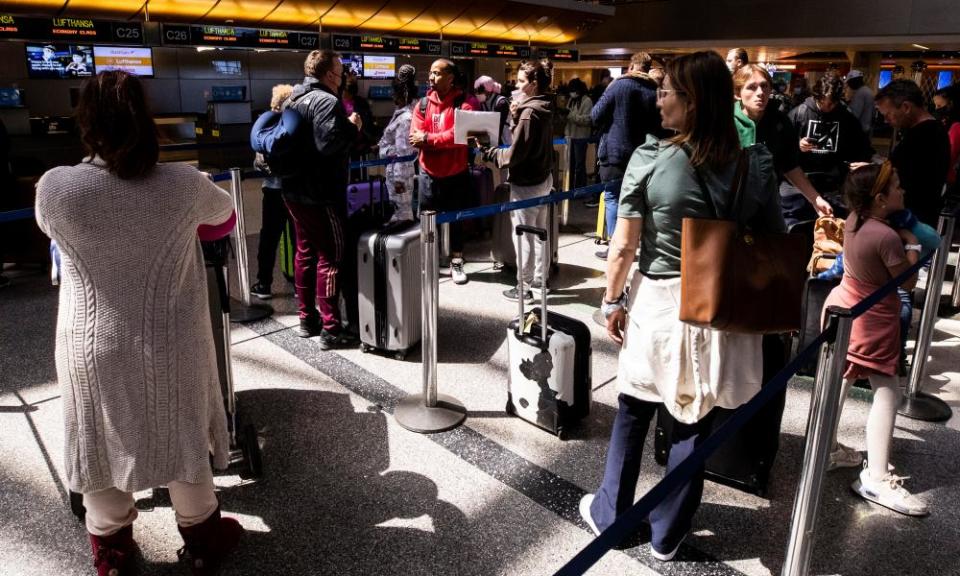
[679,150,808,334]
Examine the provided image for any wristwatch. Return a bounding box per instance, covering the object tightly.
[601,292,628,319]
[904,243,922,253]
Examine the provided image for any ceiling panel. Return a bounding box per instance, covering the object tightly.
[132,0,218,21]
[321,0,392,29]
[203,0,278,24]
[258,0,335,28]
[0,0,610,43]
[353,0,433,31]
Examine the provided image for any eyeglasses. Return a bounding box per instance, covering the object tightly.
[657,88,685,100]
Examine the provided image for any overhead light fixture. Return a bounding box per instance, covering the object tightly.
[537,16,550,24]
[196,47,215,52]
[913,43,930,50]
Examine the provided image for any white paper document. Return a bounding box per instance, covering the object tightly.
[453,109,501,146]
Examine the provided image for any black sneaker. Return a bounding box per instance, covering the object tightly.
[318,329,358,350]
[595,249,609,261]
[503,287,534,302]
[250,282,272,300]
[295,318,322,339]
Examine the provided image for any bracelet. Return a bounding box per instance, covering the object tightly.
[904,243,922,253]
[600,292,628,319]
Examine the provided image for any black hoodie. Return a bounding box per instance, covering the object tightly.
[482,94,554,187]
[787,96,872,181]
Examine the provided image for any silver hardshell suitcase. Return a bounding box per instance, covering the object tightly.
[357,222,422,360]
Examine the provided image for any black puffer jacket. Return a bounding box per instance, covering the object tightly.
[281,77,358,207]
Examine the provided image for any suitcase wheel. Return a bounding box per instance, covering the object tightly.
[361,344,373,353]
[69,490,86,520]
[238,423,263,480]
[556,427,567,441]
[393,350,407,361]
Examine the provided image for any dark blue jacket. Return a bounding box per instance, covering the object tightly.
[590,73,661,168]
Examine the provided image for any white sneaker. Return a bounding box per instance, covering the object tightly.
[851,466,929,516]
[828,443,863,471]
[451,258,468,285]
[650,534,685,562]
[579,494,600,536]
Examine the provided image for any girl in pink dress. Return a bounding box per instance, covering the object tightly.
[824,161,928,516]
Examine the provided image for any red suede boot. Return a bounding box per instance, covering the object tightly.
[177,506,245,576]
[88,524,138,576]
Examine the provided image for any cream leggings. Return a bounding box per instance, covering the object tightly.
[83,477,218,536]
[832,373,901,480]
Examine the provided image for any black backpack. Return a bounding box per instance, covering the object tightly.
[418,93,467,117]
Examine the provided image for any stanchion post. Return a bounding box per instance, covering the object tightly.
[782,307,853,576]
[952,218,960,308]
[227,167,273,323]
[559,140,570,226]
[899,212,954,421]
[394,211,467,433]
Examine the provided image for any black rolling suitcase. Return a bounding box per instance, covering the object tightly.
[654,334,789,496]
[505,225,592,439]
[796,276,840,376]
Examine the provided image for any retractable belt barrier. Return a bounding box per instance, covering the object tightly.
[553,248,936,576]
[0,207,35,223]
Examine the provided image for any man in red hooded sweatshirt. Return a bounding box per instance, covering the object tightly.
[410,58,475,284]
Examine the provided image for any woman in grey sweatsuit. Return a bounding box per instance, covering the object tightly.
[481,59,555,302]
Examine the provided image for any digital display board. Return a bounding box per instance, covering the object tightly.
[161,23,319,50]
[450,42,532,59]
[342,53,363,78]
[26,43,94,79]
[332,34,441,56]
[0,15,143,44]
[537,47,579,62]
[93,46,154,77]
[363,55,395,79]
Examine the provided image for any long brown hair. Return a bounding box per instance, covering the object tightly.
[518,58,553,95]
[665,51,740,168]
[844,162,894,231]
[76,71,158,179]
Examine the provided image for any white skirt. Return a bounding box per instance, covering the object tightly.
[616,272,764,424]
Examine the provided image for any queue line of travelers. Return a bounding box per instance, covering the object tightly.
[29,45,959,575]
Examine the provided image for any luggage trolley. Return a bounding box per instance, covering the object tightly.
[205,238,263,481]
[68,239,262,521]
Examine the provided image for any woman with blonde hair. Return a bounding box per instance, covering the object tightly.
[251,83,295,298]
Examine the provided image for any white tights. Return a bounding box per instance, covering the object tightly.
[83,477,219,536]
[832,373,901,480]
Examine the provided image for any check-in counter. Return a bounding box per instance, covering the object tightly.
[195,123,253,171]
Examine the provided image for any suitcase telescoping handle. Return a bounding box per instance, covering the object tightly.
[514,224,548,343]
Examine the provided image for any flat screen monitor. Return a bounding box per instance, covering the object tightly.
[93,46,154,77]
[212,60,243,77]
[937,71,953,91]
[26,44,94,79]
[0,88,23,108]
[363,55,395,79]
[878,70,893,90]
[342,53,363,78]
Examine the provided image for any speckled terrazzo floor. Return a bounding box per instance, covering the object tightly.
[3,186,960,576]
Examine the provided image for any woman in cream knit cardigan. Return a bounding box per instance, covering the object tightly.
[35,71,243,576]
